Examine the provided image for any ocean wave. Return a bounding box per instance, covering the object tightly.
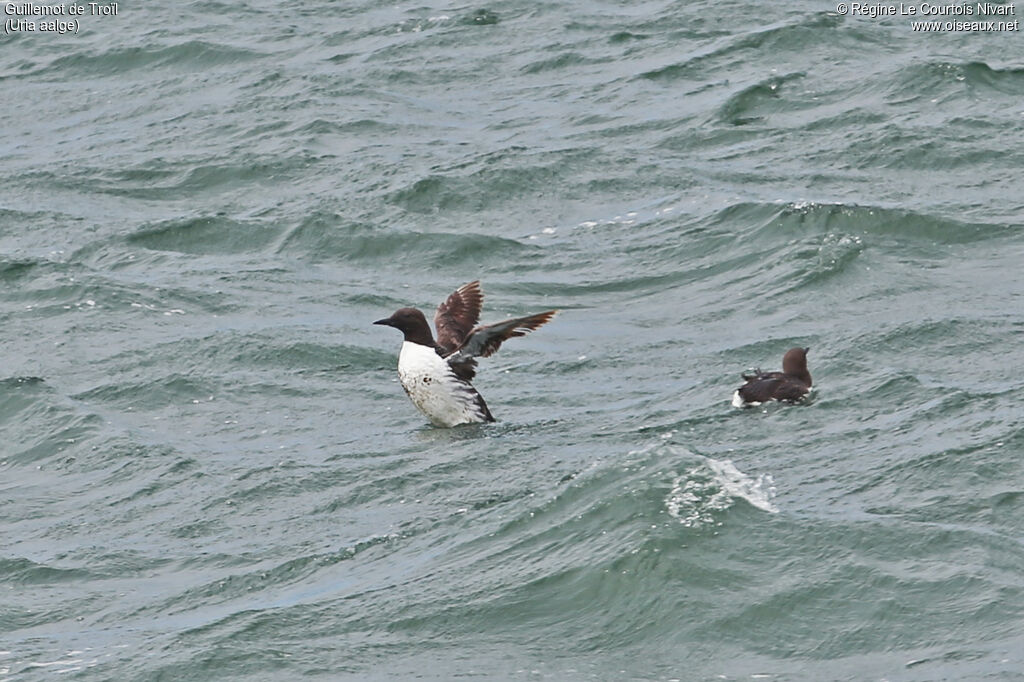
[639,12,843,83]
[278,213,536,265]
[127,216,284,255]
[30,41,263,79]
[666,455,778,527]
[901,60,1024,97]
[718,72,807,126]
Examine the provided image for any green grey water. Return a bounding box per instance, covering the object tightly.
[2,1,1023,680]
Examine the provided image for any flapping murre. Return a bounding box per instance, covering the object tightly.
[731,347,812,408]
[374,281,556,427]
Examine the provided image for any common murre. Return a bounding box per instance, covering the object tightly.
[374,281,556,427]
[731,347,812,408]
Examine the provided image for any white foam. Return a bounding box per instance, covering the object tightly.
[666,457,777,527]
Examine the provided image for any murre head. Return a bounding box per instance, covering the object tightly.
[782,347,811,385]
[374,307,435,346]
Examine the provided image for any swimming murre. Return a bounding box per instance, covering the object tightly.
[732,347,812,408]
[374,281,556,427]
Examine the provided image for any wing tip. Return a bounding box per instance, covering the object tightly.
[534,309,558,323]
[458,280,483,298]
[516,309,557,333]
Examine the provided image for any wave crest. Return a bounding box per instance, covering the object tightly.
[666,457,778,527]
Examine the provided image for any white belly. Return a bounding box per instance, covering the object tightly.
[397,342,489,427]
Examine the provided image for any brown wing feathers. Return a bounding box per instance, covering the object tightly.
[443,310,555,384]
[434,280,484,355]
[433,281,555,372]
[460,311,557,359]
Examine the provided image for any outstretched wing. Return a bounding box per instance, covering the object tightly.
[434,281,484,355]
[449,311,556,362]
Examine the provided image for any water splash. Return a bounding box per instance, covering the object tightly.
[666,457,778,528]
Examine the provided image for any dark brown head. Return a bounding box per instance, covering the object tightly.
[781,347,811,386]
[373,307,436,347]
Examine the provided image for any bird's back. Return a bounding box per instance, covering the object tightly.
[733,371,809,406]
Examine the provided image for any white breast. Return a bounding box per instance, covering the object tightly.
[732,390,759,408]
[397,342,490,427]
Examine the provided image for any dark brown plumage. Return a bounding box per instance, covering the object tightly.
[733,347,812,406]
[435,280,483,355]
